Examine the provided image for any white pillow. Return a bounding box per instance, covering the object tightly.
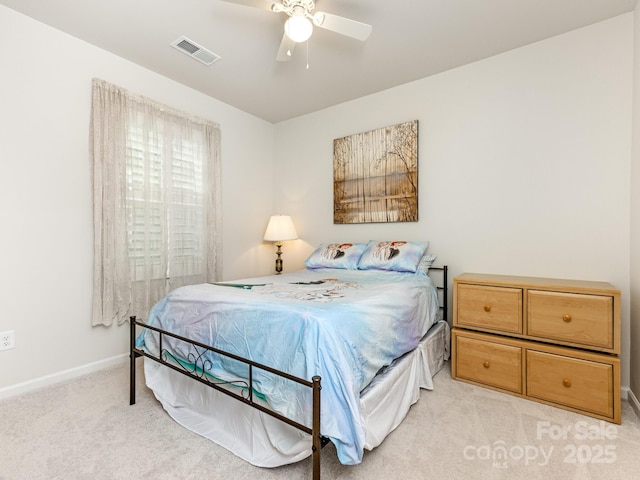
[416,253,437,275]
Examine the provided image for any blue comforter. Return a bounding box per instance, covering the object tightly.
[137,268,439,465]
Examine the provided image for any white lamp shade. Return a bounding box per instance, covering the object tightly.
[264,215,299,242]
[284,15,313,42]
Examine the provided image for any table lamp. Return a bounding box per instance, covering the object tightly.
[263,214,298,274]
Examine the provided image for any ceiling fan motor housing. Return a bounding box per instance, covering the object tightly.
[275,0,316,16]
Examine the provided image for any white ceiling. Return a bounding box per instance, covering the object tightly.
[1,0,636,123]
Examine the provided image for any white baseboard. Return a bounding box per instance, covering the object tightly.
[621,385,629,401]
[0,353,128,400]
[628,388,640,419]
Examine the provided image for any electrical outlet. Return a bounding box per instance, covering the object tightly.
[0,330,15,351]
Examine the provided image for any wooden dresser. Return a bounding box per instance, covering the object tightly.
[451,273,621,423]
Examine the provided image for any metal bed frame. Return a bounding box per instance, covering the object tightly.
[129,265,447,480]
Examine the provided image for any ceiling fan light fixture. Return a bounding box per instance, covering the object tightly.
[285,15,313,43]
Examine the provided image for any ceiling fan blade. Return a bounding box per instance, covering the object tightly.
[276,33,296,61]
[313,12,372,41]
[218,0,279,11]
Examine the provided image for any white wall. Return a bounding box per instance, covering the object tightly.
[630,2,640,404]
[0,5,275,392]
[274,15,634,388]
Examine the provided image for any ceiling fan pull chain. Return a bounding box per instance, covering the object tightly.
[306,40,310,70]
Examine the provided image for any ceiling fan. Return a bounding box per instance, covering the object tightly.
[220,0,372,61]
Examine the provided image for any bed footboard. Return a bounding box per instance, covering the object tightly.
[129,316,324,480]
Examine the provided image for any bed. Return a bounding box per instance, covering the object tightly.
[130,241,449,479]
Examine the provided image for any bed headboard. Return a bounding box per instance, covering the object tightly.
[427,265,448,323]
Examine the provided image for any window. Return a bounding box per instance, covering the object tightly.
[90,79,221,327]
[126,123,207,281]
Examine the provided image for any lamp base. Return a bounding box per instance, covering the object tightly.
[275,244,283,274]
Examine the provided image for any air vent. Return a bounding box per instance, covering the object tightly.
[170,36,221,66]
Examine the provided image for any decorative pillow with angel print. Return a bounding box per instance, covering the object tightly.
[357,240,429,273]
[304,243,368,270]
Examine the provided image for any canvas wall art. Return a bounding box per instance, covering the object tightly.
[333,120,418,224]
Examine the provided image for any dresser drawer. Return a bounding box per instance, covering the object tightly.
[527,290,613,349]
[527,350,614,418]
[456,283,522,334]
[454,334,522,393]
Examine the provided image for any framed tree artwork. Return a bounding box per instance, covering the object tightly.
[333,120,418,224]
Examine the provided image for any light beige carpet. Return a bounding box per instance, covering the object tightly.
[1,360,639,480]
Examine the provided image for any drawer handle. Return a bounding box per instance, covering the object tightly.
[562,314,572,323]
[483,361,490,369]
[562,378,572,388]
[484,304,492,313]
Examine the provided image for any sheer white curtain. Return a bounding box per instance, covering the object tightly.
[90,79,222,327]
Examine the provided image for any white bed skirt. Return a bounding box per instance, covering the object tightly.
[143,320,450,467]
